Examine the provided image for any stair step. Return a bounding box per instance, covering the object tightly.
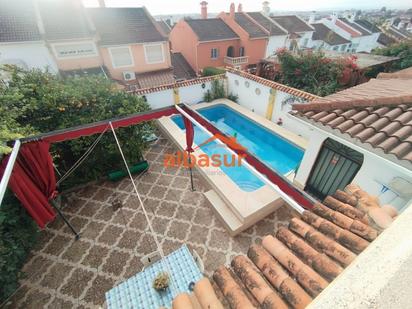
[204,189,243,236]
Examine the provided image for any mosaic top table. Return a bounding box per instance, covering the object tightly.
[106,245,202,309]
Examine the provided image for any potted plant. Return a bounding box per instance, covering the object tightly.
[153,272,170,292]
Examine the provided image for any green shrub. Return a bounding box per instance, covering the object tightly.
[202,67,225,77]
[0,66,154,189]
[372,40,412,70]
[0,191,39,302]
[227,93,238,102]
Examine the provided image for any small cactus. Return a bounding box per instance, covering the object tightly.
[153,272,170,291]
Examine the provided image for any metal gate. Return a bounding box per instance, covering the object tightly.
[305,138,364,200]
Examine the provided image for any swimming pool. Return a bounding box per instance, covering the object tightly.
[172,104,304,192]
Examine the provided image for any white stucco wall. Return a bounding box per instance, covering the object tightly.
[0,42,58,72]
[265,35,288,57]
[142,80,214,109]
[226,72,312,139]
[144,89,174,109]
[294,127,412,210]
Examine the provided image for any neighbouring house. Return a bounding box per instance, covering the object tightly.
[87,6,173,87]
[37,0,103,74]
[169,2,269,74]
[321,14,380,53]
[169,15,240,73]
[0,0,57,72]
[218,4,268,71]
[310,23,351,52]
[1,0,195,88]
[385,25,412,42]
[269,15,314,51]
[377,32,397,48]
[244,11,288,57]
[156,19,173,37]
[291,71,412,210]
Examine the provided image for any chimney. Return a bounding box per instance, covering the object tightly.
[98,0,106,7]
[200,1,208,19]
[230,3,235,18]
[262,1,270,16]
[308,11,316,24]
[238,3,243,12]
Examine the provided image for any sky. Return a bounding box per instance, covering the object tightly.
[83,0,411,15]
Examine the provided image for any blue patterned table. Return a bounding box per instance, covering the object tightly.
[106,245,202,308]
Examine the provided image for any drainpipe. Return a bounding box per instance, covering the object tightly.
[0,140,21,207]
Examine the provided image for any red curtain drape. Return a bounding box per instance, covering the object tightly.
[0,141,56,228]
[183,116,194,153]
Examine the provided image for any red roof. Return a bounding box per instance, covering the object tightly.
[335,18,362,37]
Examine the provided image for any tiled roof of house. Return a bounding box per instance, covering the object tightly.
[247,12,287,36]
[87,7,165,46]
[126,69,175,91]
[377,32,397,46]
[185,18,239,42]
[156,20,172,36]
[234,13,268,38]
[172,186,390,308]
[387,26,412,41]
[0,0,42,43]
[171,52,197,80]
[270,15,314,33]
[226,67,320,101]
[334,18,361,37]
[339,18,371,36]
[292,77,412,164]
[355,19,381,33]
[38,0,93,40]
[128,74,225,95]
[311,23,351,46]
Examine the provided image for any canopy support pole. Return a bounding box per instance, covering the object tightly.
[50,199,80,240]
[0,140,21,207]
[188,156,195,191]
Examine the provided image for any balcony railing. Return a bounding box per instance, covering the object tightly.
[224,56,249,66]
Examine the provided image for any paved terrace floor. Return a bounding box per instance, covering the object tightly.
[5,133,295,308]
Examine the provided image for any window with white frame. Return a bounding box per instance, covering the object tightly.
[53,42,97,59]
[144,44,164,64]
[211,48,219,59]
[109,46,134,68]
[340,44,347,51]
[239,47,245,57]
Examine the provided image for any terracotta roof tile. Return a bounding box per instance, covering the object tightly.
[292,77,412,164]
[226,67,320,101]
[175,186,396,309]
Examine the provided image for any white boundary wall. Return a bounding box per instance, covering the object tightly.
[142,80,213,109]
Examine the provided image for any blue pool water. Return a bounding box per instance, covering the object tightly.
[172,104,304,192]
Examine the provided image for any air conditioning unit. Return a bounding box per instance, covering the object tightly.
[122,71,136,81]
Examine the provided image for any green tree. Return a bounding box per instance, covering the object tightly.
[1,65,154,188]
[273,50,357,96]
